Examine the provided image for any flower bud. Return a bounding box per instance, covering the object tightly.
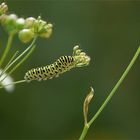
[0,2,8,15]
[73,45,79,51]
[39,23,53,38]
[5,14,17,25]
[25,17,36,28]
[15,18,25,30]
[75,49,81,55]
[18,29,34,43]
[80,52,86,56]
[0,14,8,24]
[39,19,47,26]
[33,18,47,33]
[4,14,18,33]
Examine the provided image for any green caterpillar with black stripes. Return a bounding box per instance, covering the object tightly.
[24,45,90,82]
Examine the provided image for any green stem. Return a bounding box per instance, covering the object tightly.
[79,47,140,140]
[0,34,14,67]
[88,47,140,126]
[8,45,36,75]
[0,45,36,83]
[79,124,89,140]
[0,79,26,89]
[0,51,19,78]
[0,37,37,78]
[4,51,19,70]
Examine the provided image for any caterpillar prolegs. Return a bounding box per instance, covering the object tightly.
[24,45,90,82]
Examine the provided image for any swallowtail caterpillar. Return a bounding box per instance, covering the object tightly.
[24,45,90,82]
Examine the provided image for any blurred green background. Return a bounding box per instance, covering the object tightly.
[0,0,140,139]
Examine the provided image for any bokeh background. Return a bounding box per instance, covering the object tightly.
[0,0,140,139]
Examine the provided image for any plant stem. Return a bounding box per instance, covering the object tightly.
[8,45,36,75]
[0,34,14,67]
[0,45,36,83]
[79,124,89,140]
[0,37,37,79]
[0,45,36,82]
[0,79,26,89]
[79,47,140,140]
[4,51,19,70]
[88,47,140,126]
[0,51,19,78]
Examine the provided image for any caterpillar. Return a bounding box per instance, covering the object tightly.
[24,45,90,82]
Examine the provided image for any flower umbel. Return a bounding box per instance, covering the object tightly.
[0,2,53,92]
[0,12,53,41]
[73,45,90,67]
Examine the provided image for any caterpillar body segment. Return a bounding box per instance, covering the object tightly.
[24,46,90,82]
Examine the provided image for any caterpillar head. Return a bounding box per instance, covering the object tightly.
[73,45,90,67]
